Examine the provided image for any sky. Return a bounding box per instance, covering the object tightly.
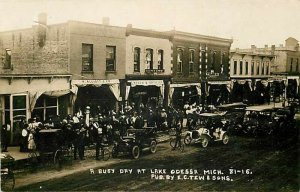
[0,0,299,48]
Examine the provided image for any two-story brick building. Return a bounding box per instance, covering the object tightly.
[168,31,232,108]
[0,13,72,144]
[124,26,172,110]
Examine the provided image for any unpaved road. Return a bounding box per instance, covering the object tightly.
[15,133,299,191]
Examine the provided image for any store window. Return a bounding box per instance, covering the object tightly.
[251,61,254,75]
[239,61,243,75]
[158,49,164,70]
[145,48,153,69]
[189,50,195,73]
[32,95,58,121]
[82,44,93,71]
[106,46,116,71]
[4,49,12,69]
[256,61,260,75]
[266,62,269,75]
[233,60,237,75]
[262,62,265,75]
[177,49,183,73]
[245,61,249,75]
[134,47,140,72]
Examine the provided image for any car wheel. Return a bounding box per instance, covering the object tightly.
[150,140,157,154]
[184,135,192,145]
[132,145,140,159]
[112,146,118,158]
[200,135,209,148]
[222,134,229,145]
[169,138,176,148]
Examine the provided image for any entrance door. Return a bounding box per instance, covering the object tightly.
[4,94,29,145]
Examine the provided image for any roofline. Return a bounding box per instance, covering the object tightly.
[166,30,233,44]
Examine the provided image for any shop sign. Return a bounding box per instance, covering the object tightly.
[129,80,164,86]
[72,79,119,85]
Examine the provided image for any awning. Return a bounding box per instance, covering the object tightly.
[29,89,71,112]
[208,81,231,85]
[71,79,121,101]
[168,83,201,104]
[126,80,165,100]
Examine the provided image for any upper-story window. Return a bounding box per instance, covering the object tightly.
[211,51,216,73]
[177,49,183,73]
[245,61,249,75]
[233,60,237,75]
[3,49,12,69]
[221,53,226,74]
[145,48,153,70]
[106,46,116,71]
[189,50,195,73]
[82,44,93,71]
[261,62,265,75]
[256,61,260,75]
[251,61,254,75]
[290,58,293,72]
[158,49,164,70]
[239,61,243,75]
[134,47,140,72]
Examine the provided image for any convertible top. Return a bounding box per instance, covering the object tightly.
[246,105,283,112]
[199,113,222,117]
[216,102,247,110]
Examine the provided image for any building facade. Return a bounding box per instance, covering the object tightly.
[124,26,172,110]
[0,13,71,144]
[169,31,232,108]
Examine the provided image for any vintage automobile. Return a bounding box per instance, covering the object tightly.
[184,113,229,147]
[112,127,157,159]
[216,103,247,135]
[240,106,285,137]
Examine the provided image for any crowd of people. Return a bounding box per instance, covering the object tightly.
[4,101,209,160]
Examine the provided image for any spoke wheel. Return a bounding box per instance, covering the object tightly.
[184,135,192,145]
[169,138,176,148]
[1,170,15,191]
[150,140,157,154]
[132,145,140,159]
[102,148,110,161]
[222,134,229,145]
[201,135,209,148]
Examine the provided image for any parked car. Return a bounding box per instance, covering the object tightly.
[184,113,229,147]
[112,127,157,159]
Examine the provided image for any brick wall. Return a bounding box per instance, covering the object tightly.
[0,23,69,75]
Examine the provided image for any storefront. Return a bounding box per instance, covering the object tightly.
[168,83,201,109]
[71,79,121,116]
[207,81,231,106]
[0,75,71,145]
[230,80,252,104]
[125,80,165,110]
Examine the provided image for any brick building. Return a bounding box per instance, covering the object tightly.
[168,31,232,107]
[124,25,172,109]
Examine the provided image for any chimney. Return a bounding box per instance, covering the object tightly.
[264,45,268,48]
[102,17,110,25]
[271,45,275,54]
[251,45,256,49]
[37,13,47,47]
[38,12,47,25]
